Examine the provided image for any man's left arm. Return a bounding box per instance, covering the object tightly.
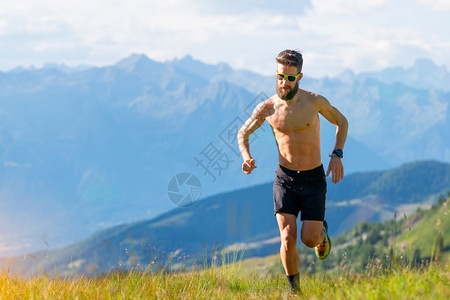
[316,96,349,184]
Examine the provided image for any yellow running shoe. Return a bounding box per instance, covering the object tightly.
[315,220,331,260]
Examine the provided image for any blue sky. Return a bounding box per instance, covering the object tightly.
[0,0,449,77]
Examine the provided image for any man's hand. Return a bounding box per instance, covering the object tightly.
[242,159,257,175]
[326,157,344,184]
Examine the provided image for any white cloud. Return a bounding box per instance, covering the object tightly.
[0,0,449,77]
[418,0,450,11]
[189,0,312,16]
[309,0,387,16]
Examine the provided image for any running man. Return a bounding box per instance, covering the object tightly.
[237,50,348,295]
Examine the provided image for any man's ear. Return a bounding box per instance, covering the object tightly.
[298,73,303,81]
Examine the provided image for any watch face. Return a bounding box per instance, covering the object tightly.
[334,149,343,157]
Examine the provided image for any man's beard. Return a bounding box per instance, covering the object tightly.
[277,82,299,101]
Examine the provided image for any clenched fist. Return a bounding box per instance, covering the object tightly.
[242,159,257,175]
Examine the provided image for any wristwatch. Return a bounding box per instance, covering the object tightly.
[330,149,343,159]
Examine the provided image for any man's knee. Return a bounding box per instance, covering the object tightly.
[280,229,297,251]
[301,233,321,248]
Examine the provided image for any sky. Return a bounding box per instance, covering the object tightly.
[0,0,449,78]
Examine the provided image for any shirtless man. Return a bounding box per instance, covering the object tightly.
[237,50,348,295]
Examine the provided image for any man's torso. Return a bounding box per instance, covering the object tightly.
[262,89,322,171]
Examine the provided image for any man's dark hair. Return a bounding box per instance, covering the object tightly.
[276,50,303,73]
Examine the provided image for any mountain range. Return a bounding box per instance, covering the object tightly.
[0,54,448,256]
[3,160,449,276]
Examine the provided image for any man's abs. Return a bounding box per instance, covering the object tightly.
[274,130,322,171]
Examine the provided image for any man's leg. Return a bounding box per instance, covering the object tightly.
[301,220,332,260]
[276,212,302,295]
[276,212,299,274]
[300,220,324,248]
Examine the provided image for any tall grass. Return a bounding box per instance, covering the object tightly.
[1,260,448,299]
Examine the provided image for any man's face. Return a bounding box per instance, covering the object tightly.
[276,63,302,101]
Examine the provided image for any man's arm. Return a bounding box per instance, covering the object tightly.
[237,101,268,174]
[315,96,349,184]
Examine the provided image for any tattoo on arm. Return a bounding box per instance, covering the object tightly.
[238,102,267,159]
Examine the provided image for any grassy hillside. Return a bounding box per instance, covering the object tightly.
[243,194,450,277]
[325,193,450,272]
[0,262,448,299]
[394,194,450,263]
[1,197,448,298]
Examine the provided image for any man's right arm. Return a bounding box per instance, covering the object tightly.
[237,101,268,174]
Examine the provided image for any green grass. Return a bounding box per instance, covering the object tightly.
[1,262,448,299]
[394,196,450,263]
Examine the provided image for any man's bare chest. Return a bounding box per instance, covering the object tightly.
[266,103,319,132]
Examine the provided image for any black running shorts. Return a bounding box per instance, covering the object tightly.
[273,164,327,221]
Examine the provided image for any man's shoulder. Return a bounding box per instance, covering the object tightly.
[258,96,277,108]
[300,89,329,107]
[299,89,324,100]
[252,97,275,118]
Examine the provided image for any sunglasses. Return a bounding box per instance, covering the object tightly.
[276,72,301,82]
